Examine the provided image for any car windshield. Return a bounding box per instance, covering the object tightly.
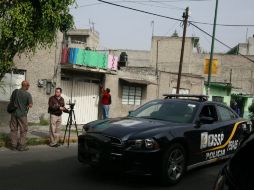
[129,100,199,123]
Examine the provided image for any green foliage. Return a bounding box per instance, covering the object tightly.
[171,30,179,37]
[0,0,75,79]
[39,117,49,126]
[248,103,254,120]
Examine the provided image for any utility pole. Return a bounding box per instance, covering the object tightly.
[207,0,219,95]
[156,40,159,98]
[176,7,189,94]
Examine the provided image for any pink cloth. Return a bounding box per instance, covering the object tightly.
[108,55,118,70]
[61,48,69,64]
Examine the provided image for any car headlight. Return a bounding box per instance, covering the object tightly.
[127,138,160,150]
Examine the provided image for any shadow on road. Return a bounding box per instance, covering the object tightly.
[0,153,225,190]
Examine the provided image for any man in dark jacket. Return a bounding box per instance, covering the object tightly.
[48,88,66,147]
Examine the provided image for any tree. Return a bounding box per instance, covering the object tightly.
[171,30,179,37]
[0,0,75,80]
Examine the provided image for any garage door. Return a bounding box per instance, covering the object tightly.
[61,79,99,125]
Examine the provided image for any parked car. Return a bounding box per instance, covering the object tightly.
[214,131,254,190]
[78,94,252,185]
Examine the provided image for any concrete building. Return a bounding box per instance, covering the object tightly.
[65,29,100,50]
[150,36,254,95]
[227,36,254,56]
[0,32,63,126]
[8,28,254,126]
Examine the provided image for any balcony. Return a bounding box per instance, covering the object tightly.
[60,48,118,74]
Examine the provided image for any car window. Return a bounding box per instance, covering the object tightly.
[217,105,236,121]
[134,103,162,117]
[199,105,218,121]
[131,101,198,123]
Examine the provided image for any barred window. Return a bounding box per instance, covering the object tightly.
[122,86,142,105]
[0,69,26,101]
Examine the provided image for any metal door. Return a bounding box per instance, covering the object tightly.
[61,79,99,124]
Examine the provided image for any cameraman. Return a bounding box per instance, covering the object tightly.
[48,88,67,147]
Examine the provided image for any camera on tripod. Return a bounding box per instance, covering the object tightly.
[62,99,79,147]
[67,100,76,110]
[67,102,75,110]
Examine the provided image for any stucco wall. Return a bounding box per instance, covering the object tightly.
[10,33,63,123]
[150,37,254,95]
[105,67,204,118]
[158,71,204,97]
[104,68,157,118]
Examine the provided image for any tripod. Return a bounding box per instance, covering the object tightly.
[62,104,79,147]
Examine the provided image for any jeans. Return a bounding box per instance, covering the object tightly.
[102,105,109,119]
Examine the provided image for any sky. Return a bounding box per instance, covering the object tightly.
[70,0,254,53]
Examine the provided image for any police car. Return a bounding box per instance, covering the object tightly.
[78,94,252,185]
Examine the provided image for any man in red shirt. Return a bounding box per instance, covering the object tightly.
[100,85,111,119]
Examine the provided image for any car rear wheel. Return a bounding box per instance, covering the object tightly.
[160,144,186,185]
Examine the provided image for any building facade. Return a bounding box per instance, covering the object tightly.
[5,29,253,125]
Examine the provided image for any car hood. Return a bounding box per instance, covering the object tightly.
[85,117,183,139]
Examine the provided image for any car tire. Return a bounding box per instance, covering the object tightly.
[160,143,187,185]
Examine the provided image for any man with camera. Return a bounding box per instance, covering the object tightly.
[48,87,67,147]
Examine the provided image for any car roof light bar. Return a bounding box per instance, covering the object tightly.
[163,94,208,102]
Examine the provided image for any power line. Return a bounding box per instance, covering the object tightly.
[189,22,254,63]
[116,1,184,10]
[190,20,254,27]
[97,0,183,22]
[98,0,254,63]
[96,0,254,27]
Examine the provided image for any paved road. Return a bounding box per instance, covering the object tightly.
[0,145,224,190]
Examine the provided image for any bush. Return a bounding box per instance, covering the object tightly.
[0,133,10,147]
[39,114,49,126]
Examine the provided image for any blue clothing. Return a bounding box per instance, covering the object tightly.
[102,105,109,119]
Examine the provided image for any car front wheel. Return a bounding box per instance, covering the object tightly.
[161,144,186,185]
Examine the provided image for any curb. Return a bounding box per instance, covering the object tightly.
[0,136,78,148]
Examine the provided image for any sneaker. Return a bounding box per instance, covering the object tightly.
[17,146,29,151]
[49,143,58,147]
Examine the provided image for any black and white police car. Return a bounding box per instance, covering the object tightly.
[78,94,252,185]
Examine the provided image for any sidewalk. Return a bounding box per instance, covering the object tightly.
[0,124,83,148]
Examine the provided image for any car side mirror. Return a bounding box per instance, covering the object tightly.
[200,116,215,124]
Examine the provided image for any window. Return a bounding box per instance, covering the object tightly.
[212,96,224,103]
[130,101,198,123]
[217,105,237,121]
[122,86,142,105]
[199,105,218,121]
[172,88,190,95]
[0,69,26,101]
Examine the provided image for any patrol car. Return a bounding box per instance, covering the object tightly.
[78,94,252,185]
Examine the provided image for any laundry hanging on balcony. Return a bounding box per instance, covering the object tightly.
[62,48,118,71]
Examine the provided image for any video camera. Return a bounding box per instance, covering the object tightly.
[67,100,76,110]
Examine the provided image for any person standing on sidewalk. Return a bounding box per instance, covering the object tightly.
[100,85,111,119]
[48,88,67,147]
[9,80,33,151]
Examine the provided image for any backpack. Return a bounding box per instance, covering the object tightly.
[7,89,19,114]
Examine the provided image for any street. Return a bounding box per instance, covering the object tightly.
[0,145,224,190]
